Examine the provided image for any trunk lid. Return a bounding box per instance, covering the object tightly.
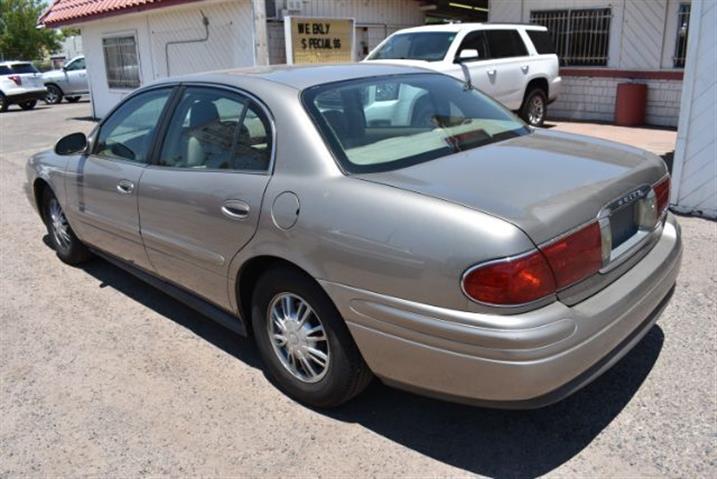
[357,129,667,245]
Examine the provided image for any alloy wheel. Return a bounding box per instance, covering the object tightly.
[267,292,330,383]
[48,198,71,250]
[528,95,545,126]
[45,86,61,104]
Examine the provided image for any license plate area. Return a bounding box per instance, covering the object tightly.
[610,203,638,249]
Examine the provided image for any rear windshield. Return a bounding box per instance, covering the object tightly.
[10,63,39,74]
[303,73,529,174]
[527,30,556,54]
[367,32,456,62]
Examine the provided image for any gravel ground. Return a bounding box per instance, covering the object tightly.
[1,102,715,477]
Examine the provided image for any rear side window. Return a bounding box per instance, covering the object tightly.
[484,30,528,58]
[158,87,272,172]
[527,30,556,54]
[0,66,11,75]
[10,63,39,74]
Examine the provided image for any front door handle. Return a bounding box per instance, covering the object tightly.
[221,200,250,220]
[116,179,134,195]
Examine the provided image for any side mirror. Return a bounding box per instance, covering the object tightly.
[456,49,480,63]
[55,132,87,155]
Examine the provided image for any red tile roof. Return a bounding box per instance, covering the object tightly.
[39,0,200,27]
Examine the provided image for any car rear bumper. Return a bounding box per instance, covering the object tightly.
[7,89,47,104]
[548,76,561,103]
[321,213,682,408]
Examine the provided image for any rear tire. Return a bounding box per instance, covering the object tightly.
[19,100,37,110]
[0,93,7,112]
[251,266,372,408]
[66,96,81,103]
[42,188,92,265]
[520,88,547,127]
[44,84,63,105]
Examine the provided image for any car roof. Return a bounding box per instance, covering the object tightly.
[155,63,433,91]
[0,61,34,66]
[390,22,547,34]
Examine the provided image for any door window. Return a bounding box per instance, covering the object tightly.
[484,30,528,58]
[158,87,272,172]
[65,58,86,71]
[455,31,489,61]
[94,88,172,164]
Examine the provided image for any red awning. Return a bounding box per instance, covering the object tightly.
[39,0,200,27]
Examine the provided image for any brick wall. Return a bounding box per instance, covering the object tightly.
[549,76,683,127]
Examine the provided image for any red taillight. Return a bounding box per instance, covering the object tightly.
[8,75,21,86]
[540,222,603,289]
[654,176,670,216]
[462,250,556,305]
[463,222,604,306]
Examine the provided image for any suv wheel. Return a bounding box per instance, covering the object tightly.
[42,188,92,265]
[44,84,63,105]
[0,93,8,112]
[520,88,547,127]
[251,266,372,407]
[19,100,37,110]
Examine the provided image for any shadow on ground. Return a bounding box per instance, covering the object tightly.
[55,241,663,477]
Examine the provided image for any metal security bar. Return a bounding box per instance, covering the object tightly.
[673,3,691,68]
[530,8,612,66]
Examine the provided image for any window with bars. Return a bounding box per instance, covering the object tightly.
[530,8,612,66]
[673,3,691,68]
[102,35,141,89]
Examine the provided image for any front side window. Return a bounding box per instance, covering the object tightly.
[455,31,489,61]
[158,87,272,172]
[65,58,85,71]
[304,74,528,174]
[367,32,457,62]
[484,30,528,58]
[673,3,691,68]
[530,8,611,66]
[102,35,140,89]
[94,88,171,163]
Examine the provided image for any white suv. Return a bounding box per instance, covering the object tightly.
[364,23,561,126]
[0,61,47,112]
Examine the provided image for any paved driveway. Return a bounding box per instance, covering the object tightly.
[1,102,715,477]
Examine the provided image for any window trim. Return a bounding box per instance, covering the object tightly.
[90,85,178,165]
[101,30,142,91]
[147,82,277,176]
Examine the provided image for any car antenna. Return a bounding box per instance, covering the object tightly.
[459,62,472,90]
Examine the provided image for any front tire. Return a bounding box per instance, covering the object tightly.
[520,88,547,127]
[44,84,63,105]
[19,100,37,110]
[42,188,92,265]
[251,266,372,408]
[0,93,8,112]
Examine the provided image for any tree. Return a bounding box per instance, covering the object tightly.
[0,0,61,61]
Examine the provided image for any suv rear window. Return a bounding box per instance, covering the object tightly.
[484,30,528,58]
[527,30,556,54]
[10,63,39,74]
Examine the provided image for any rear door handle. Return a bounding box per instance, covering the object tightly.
[221,200,250,220]
[116,179,134,194]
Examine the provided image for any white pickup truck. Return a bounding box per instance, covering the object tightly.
[363,23,561,126]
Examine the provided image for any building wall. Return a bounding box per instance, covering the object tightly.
[81,0,255,118]
[672,0,716,218]
[489,0,689,126]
